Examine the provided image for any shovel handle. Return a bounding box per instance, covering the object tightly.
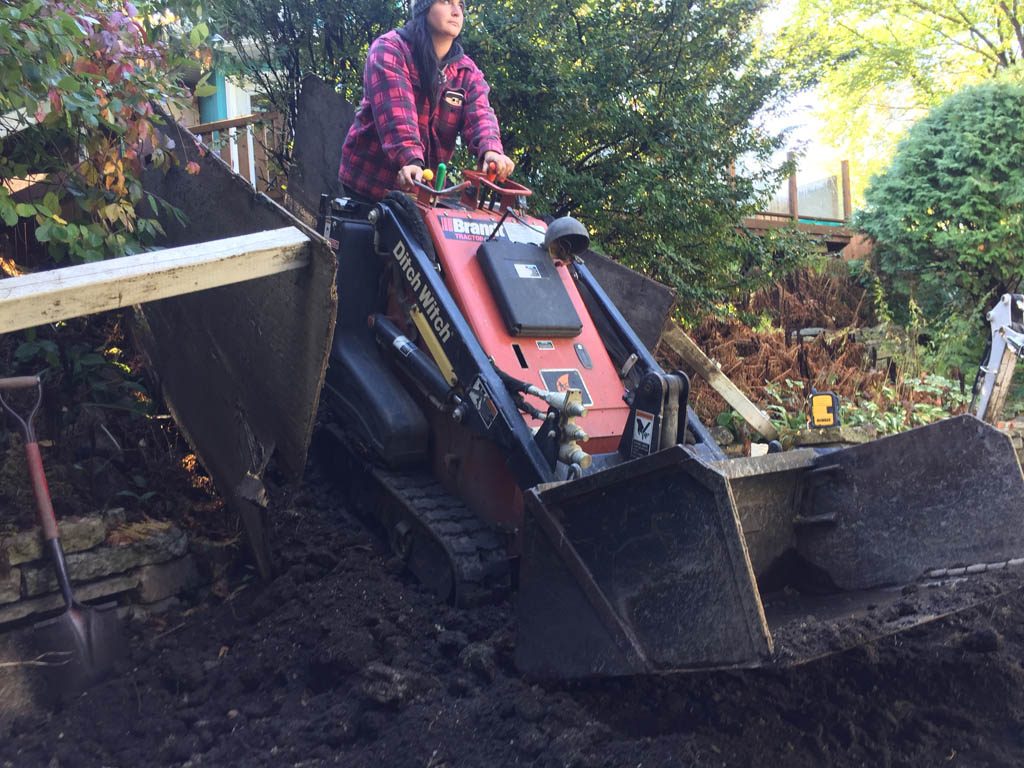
[0,376,55,537]
[0,376,41,391]
[0,374,43,442]
[24,442,76,612]
[24,441,59,542]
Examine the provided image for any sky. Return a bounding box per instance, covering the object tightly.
[757,0,849,197]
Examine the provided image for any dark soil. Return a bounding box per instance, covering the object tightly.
[1,460,1023,768]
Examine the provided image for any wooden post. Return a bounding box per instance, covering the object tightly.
[841,160,852,221]
[787,152,798,221]
[235,125,253,187]
[660,323,780,441]
[256,121,272,191]
[219,129,232,166]
[982,345,1019,424]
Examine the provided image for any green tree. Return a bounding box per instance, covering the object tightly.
[0,0,204,262]
[470,0,805,310]
[775,0,1024,195]
[855,81,1024,363]
[206,0,404,147]
[209,0,807,312]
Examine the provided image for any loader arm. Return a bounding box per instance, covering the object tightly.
[569,260,725,461]
[370,199,555,489]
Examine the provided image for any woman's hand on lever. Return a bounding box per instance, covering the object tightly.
[481,151,514,181]
[397,164,425,191]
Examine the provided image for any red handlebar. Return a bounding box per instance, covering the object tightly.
[461,168,532,213]
[412,179,471,206]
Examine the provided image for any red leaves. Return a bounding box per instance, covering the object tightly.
[13,0,199,260]
[48,87,62,115]
[73,58,100,75]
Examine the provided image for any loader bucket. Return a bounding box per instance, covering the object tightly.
[516,416,1024,678]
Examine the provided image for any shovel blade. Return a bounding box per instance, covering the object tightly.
[34,601,123,697]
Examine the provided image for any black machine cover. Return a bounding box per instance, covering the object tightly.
[477,241,583,338]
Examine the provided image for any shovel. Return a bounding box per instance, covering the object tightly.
[0,375,123,697]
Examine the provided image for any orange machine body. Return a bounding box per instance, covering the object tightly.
[421,206,630,455]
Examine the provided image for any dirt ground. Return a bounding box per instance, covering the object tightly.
[0,457,1022,768]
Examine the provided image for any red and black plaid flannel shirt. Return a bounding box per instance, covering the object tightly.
[338,30,504,201]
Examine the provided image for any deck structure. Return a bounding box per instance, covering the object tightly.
[741,156,855,253]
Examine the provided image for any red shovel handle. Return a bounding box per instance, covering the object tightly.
[0,375,52,536]
[24,442,59,542]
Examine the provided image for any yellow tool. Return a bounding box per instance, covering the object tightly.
[809,390,840,428]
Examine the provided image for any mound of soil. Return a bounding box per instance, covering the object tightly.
[1,462,1022,768]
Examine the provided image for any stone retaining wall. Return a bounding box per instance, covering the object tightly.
[994,419,1024,465]
[0,511,202,629]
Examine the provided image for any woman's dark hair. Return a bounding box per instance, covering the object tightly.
[404,9,461,108]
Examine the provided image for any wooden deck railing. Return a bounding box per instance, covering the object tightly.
[738,156,856,252]
[761,154,852,224]
[190,113,283,193]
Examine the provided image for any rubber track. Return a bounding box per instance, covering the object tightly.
[373,468,510,605]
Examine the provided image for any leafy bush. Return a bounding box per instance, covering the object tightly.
[762,373,967,440]
[856,82,1024,365]
[0,0,206,262]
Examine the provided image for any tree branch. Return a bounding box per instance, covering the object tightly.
[0,653,70,668]
[915,0,1011,66]
[998,0,1024,59]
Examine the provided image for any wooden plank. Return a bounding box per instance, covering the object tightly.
[219,130,232,166]
[0,227,310,333]
[660,323,780,441]
[841,160,852,221]
[244,125,257,188]
[235,126,251,184]
[254,124,270,190]
[740,216,853,240]
[787,151,798,221]
[192,112,274,135]
[982,345,1018,423]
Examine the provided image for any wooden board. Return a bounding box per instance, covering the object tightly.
[660,323,779,440]
[0,228,310,334]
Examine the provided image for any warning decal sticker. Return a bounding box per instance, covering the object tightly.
[468,376,498,429]
[631,409,655,457]
[538,369,593,407]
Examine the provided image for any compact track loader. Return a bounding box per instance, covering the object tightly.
[317,171,1024,679]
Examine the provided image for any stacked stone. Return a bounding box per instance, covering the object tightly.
[0,513,200,626]
[995,420,1024,465]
